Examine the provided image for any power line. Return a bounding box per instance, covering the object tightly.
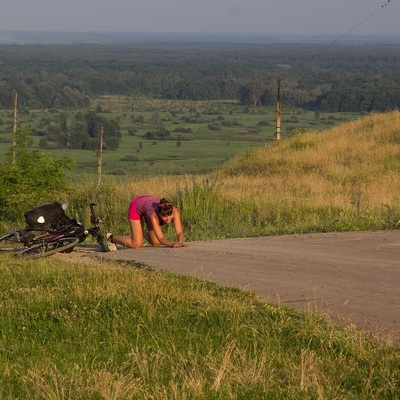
[312,0,393,57]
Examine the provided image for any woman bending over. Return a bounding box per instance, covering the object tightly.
[108,196,188,249]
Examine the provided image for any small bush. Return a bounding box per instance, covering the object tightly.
[119,155,140,162]
[108,168,127,175]
[208,124,221,131]
[0,128,73,223]
[173,127,193,133]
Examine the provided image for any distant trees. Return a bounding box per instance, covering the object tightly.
[1,42,400,112]
[0,81,90,110]
[68,121,91,149]
[162,78,224,100]
[309,84,400,112]
[144,124,171,140]
[238,85,275,107]
[32,111,121,151]
[85,111,121,150]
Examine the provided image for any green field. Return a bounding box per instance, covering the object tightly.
[0,98,362,176]
[0,257,398,399]
[1,109,399,399]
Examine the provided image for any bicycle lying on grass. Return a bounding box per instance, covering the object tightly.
[0,202,109,259]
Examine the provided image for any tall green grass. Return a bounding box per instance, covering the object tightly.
[1,256,399,399]
[3,107,398,240]
[50,111,399,243]
[2,111,399,240]
[61,173,398,246]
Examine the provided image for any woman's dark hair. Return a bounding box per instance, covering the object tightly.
[158,198,173,217]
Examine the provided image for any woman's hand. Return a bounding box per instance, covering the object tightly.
[172,242,188,248]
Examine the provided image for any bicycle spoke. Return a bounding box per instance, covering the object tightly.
[16,238,79,259]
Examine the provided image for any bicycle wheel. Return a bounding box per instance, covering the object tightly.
[0,232,19,244]
[0,232,21,253]
[16,237,79,259]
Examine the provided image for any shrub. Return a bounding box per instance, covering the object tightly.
[208,124,221,131]
[172,127,193,133]
[119,155,140,162]
[0,128,73,223]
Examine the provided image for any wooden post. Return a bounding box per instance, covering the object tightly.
[276,78,281,141]
[97,126,104,188]
[12,92,18,165]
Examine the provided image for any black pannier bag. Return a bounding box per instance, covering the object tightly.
[24,202,73,229]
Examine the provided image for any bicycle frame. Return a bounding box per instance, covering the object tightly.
[0,202,108,258]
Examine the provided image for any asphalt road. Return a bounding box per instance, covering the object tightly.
[97,230,400,338]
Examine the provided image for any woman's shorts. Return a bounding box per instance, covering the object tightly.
[128,196,143,220]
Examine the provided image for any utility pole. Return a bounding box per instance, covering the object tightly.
[12,92,18,165]
[97,126,104,188]
[276,78,281,141]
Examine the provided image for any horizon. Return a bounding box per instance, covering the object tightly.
[1,30,400,45]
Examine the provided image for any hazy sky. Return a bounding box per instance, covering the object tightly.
[1,0,399,36]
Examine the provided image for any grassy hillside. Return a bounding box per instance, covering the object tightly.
[214,110,400,233]
[219,110,400,203]
[62,111,400,241]
[1,109,398,238]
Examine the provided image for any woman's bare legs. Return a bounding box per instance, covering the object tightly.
[146,229,161,246]
[112,219,144,248]
[143,215,163,246]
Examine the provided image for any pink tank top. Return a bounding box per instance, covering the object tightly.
[135,196,160,217]
[128,196,167,226]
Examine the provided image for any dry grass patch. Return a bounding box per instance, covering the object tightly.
[218,111,400,213]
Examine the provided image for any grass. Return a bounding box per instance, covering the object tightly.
[58,111,400,242]
[0,98,361,176]
[0,255,399,399]
[0,108,399,398]
[218,111,400,204]
[1,108,398,239]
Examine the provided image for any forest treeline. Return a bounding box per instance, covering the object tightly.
[1,42,400,112]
